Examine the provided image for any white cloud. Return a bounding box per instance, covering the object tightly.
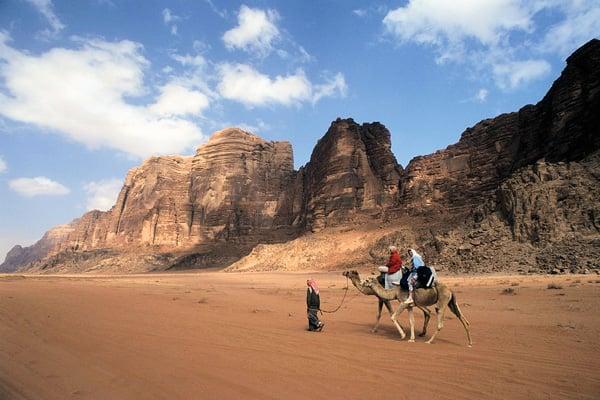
[0,156,6,173]
[218,64,310,106]
[312,73,348,104]
[540,2,600,57]
[84,178,122,211]
[493,59,551,89]
[475,88,488,103]
[383,0,531,47]
[382,0,599,89]
[217,63,346,107]
[204,0,227,19]
[162,8,180,36]
[171,53,205,68]
[353,9,367,17]
[25,0,65,36]
[223,5,280,56]
[192,40,211,53]
[9,176,70,197]
[0,34,205,158]
[149,83,210,117]
[162,8,177,24]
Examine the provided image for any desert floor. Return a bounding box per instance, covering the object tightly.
[1,271,599,400]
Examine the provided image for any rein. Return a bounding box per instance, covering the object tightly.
[319,275,350,314]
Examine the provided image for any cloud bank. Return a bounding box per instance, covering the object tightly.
[9,176,70,197]
[217,64,346,107]
[383,0,600,89]
[0,34,205,159]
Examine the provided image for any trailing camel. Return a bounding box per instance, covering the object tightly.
[342,270,431,336]
[362,275,472,346]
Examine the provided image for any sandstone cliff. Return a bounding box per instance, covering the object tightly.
[298,119,402,230]
[2,39,599,274]
[0,224,73,272]
[2,129,298,272]
[400,39,600,214]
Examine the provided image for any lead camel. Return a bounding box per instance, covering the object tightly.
[362,274,472,346]
[342,270,431,336]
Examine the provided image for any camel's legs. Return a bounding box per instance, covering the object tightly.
[384,300,394,316]
[448,300,472,346]
[390,303,407,339]
[372,299,384,333]
[425,304,447,344]
[457,312,472,347]
[407,307,415,342]
[417,306,431,337]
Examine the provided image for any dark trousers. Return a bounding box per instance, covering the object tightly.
[307,308,321,330]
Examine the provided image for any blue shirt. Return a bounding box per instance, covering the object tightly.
[412,255,425,268]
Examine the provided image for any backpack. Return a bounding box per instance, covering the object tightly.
[416,266,436,289]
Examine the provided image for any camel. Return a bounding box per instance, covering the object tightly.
[363,276,472,346]
[342,270,431,336]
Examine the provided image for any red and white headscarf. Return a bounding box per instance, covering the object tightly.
[307,278,319,294]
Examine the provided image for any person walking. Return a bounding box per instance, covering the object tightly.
[306,278,324,332]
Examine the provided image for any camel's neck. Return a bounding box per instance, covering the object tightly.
[370,284,400,300]
[348,275,372,295]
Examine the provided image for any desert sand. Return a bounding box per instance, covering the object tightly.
[1,272,599,399]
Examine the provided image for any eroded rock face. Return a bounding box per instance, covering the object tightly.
[300,119,402,230]
[0,129,298,272]
[2,40,599,273]
[400,39,600,214]
[418,152,600,274]
[188,128,297,243]
[0,224,75,272]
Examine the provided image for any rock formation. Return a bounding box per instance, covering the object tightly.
[2,129,299,272]
[298,119,402,230]
[2,39,599,274]
[0,224,74,272]
[399,39,600,214]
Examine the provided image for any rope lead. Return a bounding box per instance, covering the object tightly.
[319,276,350,314]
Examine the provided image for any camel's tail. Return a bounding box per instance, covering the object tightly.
[448,293,470,326]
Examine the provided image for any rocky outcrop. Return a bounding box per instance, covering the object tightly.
[497,153,600,245]
[0,224,74,272]
[1,129,298,272]
[399,39,600,214]
[189,128,297,243]
[2,39,599,274]
[299,119,402,230]
[414,151,600,274]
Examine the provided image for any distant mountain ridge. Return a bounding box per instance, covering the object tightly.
[2,39,599,274]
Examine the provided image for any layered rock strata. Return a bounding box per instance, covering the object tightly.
[1,129,298,271]
[298,119,402,230]
[2,39,599,273]
[399,39,600,214]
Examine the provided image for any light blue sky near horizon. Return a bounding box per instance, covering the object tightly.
[0,0,598,262]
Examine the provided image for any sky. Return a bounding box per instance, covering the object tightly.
[0,0,599,261]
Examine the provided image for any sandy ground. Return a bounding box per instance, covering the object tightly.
[1,272,599,400]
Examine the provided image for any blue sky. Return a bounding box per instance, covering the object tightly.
[0,0,599,261]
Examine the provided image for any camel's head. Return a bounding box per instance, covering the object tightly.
[342,270,359,279]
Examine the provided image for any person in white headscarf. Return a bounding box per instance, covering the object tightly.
[404,248,425,304]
